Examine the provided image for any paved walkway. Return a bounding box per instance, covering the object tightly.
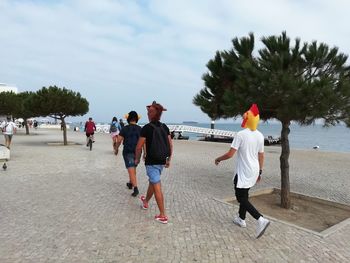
[0,129,349,262]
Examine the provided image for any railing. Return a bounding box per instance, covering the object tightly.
[167,125,235,138]
[94,124,236,138]
[95,125,110,133]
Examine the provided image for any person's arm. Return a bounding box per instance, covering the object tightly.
[257,152,264,182]
[215,148,237,165]
[84,122,87,132]
[109,123,112,133]
[165,135,173,168]
[135,137,146,165]
[142,144,147,161]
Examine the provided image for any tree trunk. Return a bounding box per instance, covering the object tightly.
[61,118,68,145]
[280,120,291,209]
[24,118,29,135]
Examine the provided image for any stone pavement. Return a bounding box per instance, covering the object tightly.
[0,129,349,262]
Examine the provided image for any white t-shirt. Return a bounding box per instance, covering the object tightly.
[231,128,264,188]
[1,121,17,135]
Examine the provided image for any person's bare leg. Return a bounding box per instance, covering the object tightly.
[6,136,11,148]
[128,167,137,187]
[112,138,116,150]
[128,167,139,196]
[145,183,154,202]
[153,183,165,216]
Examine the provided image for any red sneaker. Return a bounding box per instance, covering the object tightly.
[140,195,148,210]
[154,215,168,224]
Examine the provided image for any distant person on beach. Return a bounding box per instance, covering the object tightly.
[109,117,121,154]
[115,111,142,197]
[214,104,270,238]
[119,118,125,129]
[135,101,173,224]
[33,120,38,129]
[84,117,96,146]
[1,116,18,149]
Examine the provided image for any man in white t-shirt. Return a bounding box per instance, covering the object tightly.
[215,104,270,239]
[1,116,18,149]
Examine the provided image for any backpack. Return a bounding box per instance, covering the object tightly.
[148,123,170,161]
[110,122,119,133]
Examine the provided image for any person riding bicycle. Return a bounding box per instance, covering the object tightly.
[84,117,96,146]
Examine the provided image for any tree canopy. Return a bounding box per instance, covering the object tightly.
[194,31,350,208]
[0,86,89,141]
[0,91,21,117]
[12,91,38,134]
[32,86,89,145]
[33,86,89,119]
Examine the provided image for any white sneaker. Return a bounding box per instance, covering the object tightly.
[256,217,270,238]
[233,216,246,228]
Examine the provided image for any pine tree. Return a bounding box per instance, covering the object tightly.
[194,32,350,209]
[33,86,89,145]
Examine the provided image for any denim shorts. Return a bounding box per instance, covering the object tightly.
[4,134,13,140]
[146,165,164,184]
[123,152,136,168]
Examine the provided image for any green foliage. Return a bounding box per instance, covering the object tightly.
[12,92,38,120]
[1,86,89,120]
[195,32,350,208]
[194,31,350,126]
[193,51,228,119]
[33,86,89,118]
[0,91,21,116]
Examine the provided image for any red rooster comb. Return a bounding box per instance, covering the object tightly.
[250,104,259,116]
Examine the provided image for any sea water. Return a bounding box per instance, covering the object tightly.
[72,122,350,153]
[175,122,350,153]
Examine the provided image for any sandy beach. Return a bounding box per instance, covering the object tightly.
[1,128,350,262]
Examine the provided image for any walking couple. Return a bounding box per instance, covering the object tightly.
[115,101,173,224]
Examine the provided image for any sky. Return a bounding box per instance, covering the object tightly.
[1,0,349,123]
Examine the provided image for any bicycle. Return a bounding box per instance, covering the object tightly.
[87,134,94,151]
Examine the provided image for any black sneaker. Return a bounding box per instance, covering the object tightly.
[126,182,132,189]
[131,187,139,197]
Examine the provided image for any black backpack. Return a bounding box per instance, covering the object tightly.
[110,122,119,133]
[148,123,170,161]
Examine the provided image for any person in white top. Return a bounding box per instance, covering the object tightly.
[215,104,270,239]
[1,116,18,149]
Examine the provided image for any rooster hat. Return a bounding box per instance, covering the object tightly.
[241,104,260,131]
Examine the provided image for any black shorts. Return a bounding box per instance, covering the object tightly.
[86,132,94,137]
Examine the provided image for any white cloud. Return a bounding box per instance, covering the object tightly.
[0,0,349,122]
